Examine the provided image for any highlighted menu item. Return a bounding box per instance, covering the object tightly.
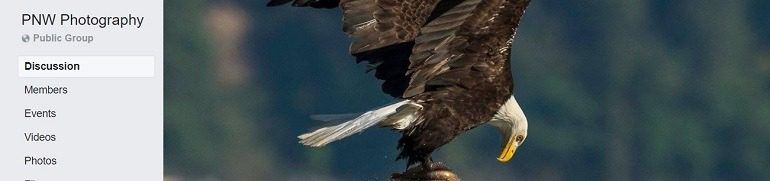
[19,56,155,78]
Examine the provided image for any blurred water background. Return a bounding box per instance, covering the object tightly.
[164,0,770,180]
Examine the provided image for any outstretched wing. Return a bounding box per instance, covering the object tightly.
[268,0,529,99]
[267,0,443,97]
[402,0,530,98]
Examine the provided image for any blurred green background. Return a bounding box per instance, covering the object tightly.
[164,0,770,180]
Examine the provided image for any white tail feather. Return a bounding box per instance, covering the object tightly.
[298,100,421,147]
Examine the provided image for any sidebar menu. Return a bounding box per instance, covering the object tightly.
[0,0,163,180]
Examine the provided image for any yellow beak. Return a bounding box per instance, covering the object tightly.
[497,135,518,162]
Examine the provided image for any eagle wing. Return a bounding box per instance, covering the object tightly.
[402,0,495,98]
[268,0,444,97]
[267,0,528,99]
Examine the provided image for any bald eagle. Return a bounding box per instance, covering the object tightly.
[269,0,531,174]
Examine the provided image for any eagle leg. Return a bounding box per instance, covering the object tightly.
[419,158,449,172]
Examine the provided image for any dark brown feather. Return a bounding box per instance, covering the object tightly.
[354,42,413,97]
[342,0,442,54]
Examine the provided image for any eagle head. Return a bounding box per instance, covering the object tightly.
[488,95,528,163]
